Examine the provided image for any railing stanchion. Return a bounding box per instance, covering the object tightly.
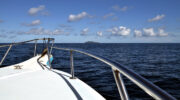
[34,40,37,56]
[70,50,75,79]
[112,69,129,100]
[0,45,12,66]
[50,40,54,55]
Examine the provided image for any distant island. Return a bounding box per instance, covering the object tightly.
[84,41,100,44]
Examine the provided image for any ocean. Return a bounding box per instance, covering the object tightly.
[0,43,180,100]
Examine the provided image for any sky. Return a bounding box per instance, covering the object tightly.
[0,0,180,43]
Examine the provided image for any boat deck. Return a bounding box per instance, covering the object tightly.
[0,55,105,100]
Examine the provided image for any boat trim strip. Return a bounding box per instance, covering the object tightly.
[53,71,83,100]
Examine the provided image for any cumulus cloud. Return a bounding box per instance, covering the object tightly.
[97,31,103,36]
[134,30,142,37]
[107,26,131,36]
[22,19,41,26]
[81,28,89,35]
[157,28,168,37]
[19,27,64,35]
[143,28,156,36]
[134,28,168,37]
[68,12,88,22]
[103,13,114,19]
[112,5,128,11]
[31,20,41,25]
[53,29,64,35]
[148,14,165,22]
[28,5,45,15]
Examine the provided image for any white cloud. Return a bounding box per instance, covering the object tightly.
[31,20,41,25]
[135,28,168,37]
[103,13,114,19]
[68,12,88,22]
[28,5,45,15]
[143,28,156,36]
[112,5,128,11]
[19,27,64,35]
[148,14,165,22]
[134,30,142,37]
[157,28,168,37]
[97,31,103,36]
[81,28,89,35]
[108,26,131,36]
[53,29,64,35]
[22,19,41,26]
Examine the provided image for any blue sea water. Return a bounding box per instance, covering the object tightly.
[0,43,180,100]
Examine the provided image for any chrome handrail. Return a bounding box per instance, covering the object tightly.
[0,38,54,66]
[52,46,176,100]
[0,38,54,48]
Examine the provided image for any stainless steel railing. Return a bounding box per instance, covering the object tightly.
[0,38,177,100]
[0,38,54,66]
[52,46,176,100]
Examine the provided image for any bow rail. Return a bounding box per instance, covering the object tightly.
[0,38,177,100]
[52,46,176,100]
[0,38,54,66]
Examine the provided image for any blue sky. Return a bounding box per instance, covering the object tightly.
[0,0,180,43]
